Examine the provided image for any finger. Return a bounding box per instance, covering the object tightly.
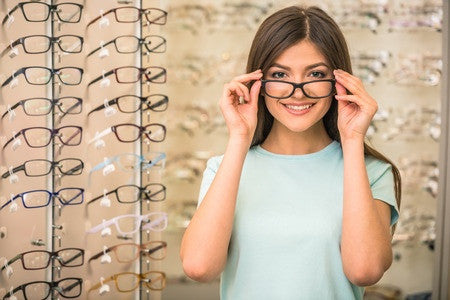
[222,82,249,106]
[232,71,263,84]
[335,81,347,96]
[249,80,262,109]
[333,70,364,95]
[335,94,378,113]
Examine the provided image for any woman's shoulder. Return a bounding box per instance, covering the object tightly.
[364,154,394,180]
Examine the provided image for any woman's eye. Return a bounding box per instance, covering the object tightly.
[310,71,326,78]
[270,72,286,79]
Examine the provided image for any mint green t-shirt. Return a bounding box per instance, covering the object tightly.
[197,140,399,300]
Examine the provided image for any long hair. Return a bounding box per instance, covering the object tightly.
[246,6,401,233]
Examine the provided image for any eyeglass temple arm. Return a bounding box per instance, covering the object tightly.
[57,99,83,121]
[142,216,167,230]
[145,69,166,83]
[87,98,117,116]
[3,284,23,298]
[86,218,115,234]
[144,97,168,112]
[1,163,24,179]
[1,100,23,120]
[0,254,21,271]
[87,189,116,206]
[60,279,83,293]
[1,68,25,87]
[86,39,115,57]
[86,8,115,27]
[0,37,22,57]
[88,246,114,262]
[1,4,20,25]
[145,37,167,52]
[87,69,114,87]
[58,163,84,182]
[59,250,84,265]
[2,130,24,150]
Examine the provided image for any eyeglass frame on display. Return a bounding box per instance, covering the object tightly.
[1,97,83,120]
[1,66,84,87]
[3,277,83,299]
[0,188,84,210]
[2,2,84,25]
[87,94,168,116]
[88,271,165,293]
[88,241,167,263]
[87,66,166,87]
[86,7,167,27]
[2,125,83,150]
[1,158,84,179]
[86,212,168,236]
[87,183,166,205]
[1,34,84,57]
[1,248,84,271]
[87,34,166,57]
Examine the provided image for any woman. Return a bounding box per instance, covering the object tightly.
[180,5,401,300]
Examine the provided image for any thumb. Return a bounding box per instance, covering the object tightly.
[249,80,262,109]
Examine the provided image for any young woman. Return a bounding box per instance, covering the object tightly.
[180,5,401,300]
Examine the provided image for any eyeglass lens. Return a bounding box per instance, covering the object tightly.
[113,124,166,142]
[22,127,81,147]
[264,80,334,99]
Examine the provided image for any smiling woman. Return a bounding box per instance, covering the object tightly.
[180,5,401,300]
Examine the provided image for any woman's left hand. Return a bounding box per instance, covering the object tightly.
[333,69,378,142]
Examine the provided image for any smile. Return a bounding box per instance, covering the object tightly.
[284,104,314,111]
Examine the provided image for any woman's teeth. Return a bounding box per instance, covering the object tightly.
[284,104,313,111]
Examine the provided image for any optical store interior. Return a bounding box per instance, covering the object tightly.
[0,0,448,299]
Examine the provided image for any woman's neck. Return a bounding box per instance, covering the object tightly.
[260,120,333,155]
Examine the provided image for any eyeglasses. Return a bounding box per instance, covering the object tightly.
[1,248,84,271]
[87,35,166,57]
[3,277,83,299]
[1,35,84,57]
[87,7,167,27]
[88,152,166,184]
[1,97,82,120]
[2,158,84,179]
[2,2,84,25]
[88,66,166,87]
[261,79,336,99]
[111,123,166,143]
[89,271,165,293]
[1,66,83,87]
[89,241,167,263]
[0,188,84,210]
[86,212,168,235]
[87,183,166,206]
[87,94,168,116]
[3,126,82,150]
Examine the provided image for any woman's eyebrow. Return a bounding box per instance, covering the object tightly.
[269,62,330,71]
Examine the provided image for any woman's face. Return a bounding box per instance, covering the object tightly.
[263,39,334,135]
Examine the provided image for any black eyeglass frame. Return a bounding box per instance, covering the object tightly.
[1,158,84,179]
[1,66,84,87]
[260,78,337,99]
[2,2,84,25]
[1,97,83,120]
[1,248,84,271]
[86,7,167,27]
[1,34,84,57]
[87,66,166,87]
[2,277,83,299]
[2,125,83,150]
[87,94,168,116]
[87,183,166,205]
[87,35,166,57]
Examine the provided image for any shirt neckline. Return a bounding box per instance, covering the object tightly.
[254,140,340,160]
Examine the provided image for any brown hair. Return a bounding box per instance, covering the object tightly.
[246,6,401,233]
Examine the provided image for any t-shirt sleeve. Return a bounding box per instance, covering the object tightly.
[366,157,400,227]
[197,155,223,208]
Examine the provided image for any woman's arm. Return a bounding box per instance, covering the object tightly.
[180,138,248,282]
[333,69,394,286]
[180,71,262,282]
[340,139,393,286]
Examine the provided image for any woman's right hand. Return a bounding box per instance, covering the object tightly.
[219,69,263,144]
